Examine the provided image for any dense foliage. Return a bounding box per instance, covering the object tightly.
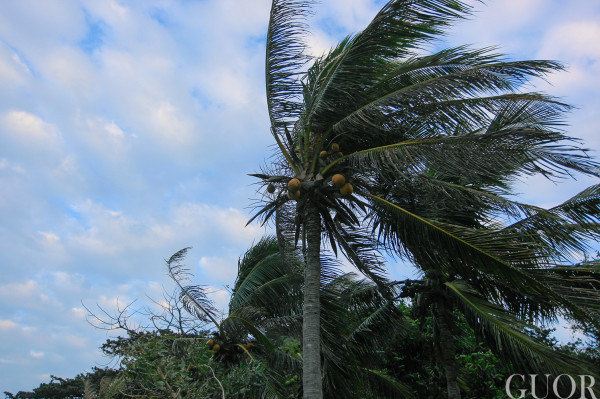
[6,308,598,399]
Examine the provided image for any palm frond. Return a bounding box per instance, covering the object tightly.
[364,368,415,398]
[534,262,600,324]
[370,195,543,279]
[328,57,564,138]
[329,223,392,296]
[319,274,407,397]
[506,184,600,260]
[266,0,311,170]
[166,247,221,330]
[446,280,599,380]
[305,0,471,130]
[323,111,597,182]
[229,241,303,317]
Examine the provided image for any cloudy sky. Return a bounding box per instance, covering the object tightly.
[0,0,598,392]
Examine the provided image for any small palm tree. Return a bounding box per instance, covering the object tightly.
[253,1,599,398]
[169,237,409,398]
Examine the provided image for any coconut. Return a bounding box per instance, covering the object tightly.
[319,150,328,158]
[207,339,215,347]
[267,183,276,193]
[287,178,301,191]
[331,142,340,152]
[331,174,346,188]
[212,343,221,352]
[340,183,354,196]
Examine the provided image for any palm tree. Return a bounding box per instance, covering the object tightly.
[253,1,599,397]
[391,179,600,397]
[168,236,410,398]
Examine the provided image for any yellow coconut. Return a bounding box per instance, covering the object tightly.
[287,178,301,191]
[331,174,346,188]
[212,343,221,352]
[319,150,328,158]
[331,142,340,152]
[340,183,354,196]
[207,339,215,347]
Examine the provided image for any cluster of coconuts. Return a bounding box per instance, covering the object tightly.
[283,143,352,199]
[332,173,353,196]
[320,142,342,159]
[206,338,221,353]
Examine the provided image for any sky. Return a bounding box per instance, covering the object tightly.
[0,0,599,393]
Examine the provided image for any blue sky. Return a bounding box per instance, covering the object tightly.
[0,0,599,392]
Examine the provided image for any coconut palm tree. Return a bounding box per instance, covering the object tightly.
[388,177,600,397]
[252,1,600,397]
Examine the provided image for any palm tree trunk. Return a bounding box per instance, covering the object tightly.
[435,301,462,399]
[302,202,323,399]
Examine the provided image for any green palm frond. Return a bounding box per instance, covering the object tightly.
[266,0,311,170]
[304,1,471,128]
[328,223,391,294]
[534,262,600,323]
[403,176,541,222]
[369,195,547,290]
[318,273,408,397]
[323,102,597,181]
[326,58,564,138]
[363,368,415,398]
[233,236,281,291]
[446,280,599,380]
[506,185,600,260]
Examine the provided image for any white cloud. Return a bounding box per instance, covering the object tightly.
[199,256,237,282]
[0,280,39,298]
[0,158,25,174]
[29,350,45,359]
[0,319,18,330]
[306,30,336,58]
[540,21,600,59]
[205,285,230,315]
[171,202,262,245]
[39,231,60,246]
[52,271,84,288]
[317,0,378,32]
[70,307,87,319]
[449,0,547,49]
[150,101,195,143]
[1,110,60,145]
[538,21,600,92]
[62,334,88,348]
[0,44,31,85]
[0,279,63,313]
[42,46,95,94]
